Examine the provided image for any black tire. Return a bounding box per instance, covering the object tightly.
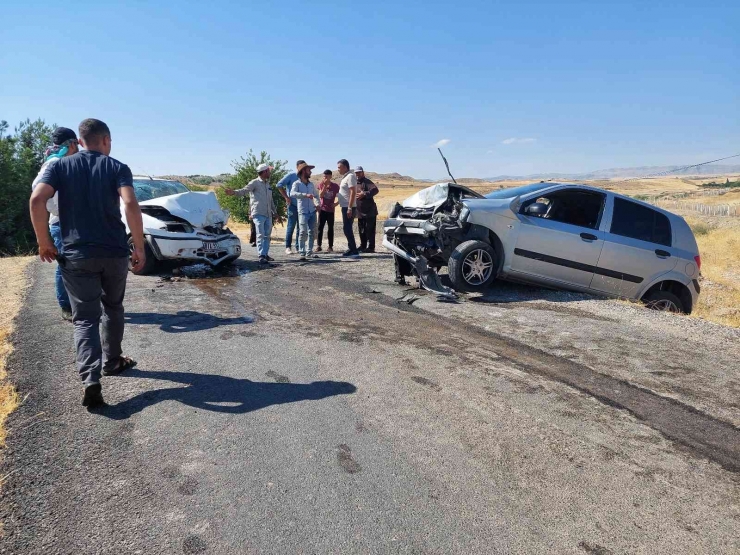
[128,237,158,275]
[448,240,497,292]
[643,290,686,314]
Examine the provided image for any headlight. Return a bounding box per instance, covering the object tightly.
[459,206,471,223]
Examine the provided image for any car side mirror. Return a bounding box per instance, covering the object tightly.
[525,202,548,216]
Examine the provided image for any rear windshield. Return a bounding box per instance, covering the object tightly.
[133,179,189,202]
[485,183,553,199]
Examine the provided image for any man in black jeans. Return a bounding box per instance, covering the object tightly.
[30,118,146,409]
[354,166,379,252]
[337,159,360,257]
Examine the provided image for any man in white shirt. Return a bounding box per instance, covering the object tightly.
[336,159,360,257]
[30,127,80,320]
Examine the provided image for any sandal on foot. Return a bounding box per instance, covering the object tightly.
[103,355,137,376]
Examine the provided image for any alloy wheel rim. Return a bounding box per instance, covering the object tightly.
[648,299,680,313]
[462,249,493,285]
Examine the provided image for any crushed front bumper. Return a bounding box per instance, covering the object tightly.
[147,231,241,266]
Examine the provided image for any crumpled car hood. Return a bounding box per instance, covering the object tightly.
[138,191,229,228]
[402,183,483,208]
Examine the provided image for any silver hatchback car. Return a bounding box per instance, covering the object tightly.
[383,182,701,313]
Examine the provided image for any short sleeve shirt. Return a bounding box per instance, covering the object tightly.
[41,150,133,259]
[319,182,340,212]
[338,172,357,208]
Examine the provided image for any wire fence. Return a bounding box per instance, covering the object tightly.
[652,199,739,217]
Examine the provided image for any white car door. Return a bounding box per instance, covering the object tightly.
[509,188,607,288]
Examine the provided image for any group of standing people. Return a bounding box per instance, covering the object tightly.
[226,158,378,262]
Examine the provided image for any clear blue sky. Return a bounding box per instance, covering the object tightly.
[1,1,738,179]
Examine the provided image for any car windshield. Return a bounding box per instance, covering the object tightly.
[485,183,553,199]
[133,179,190,202]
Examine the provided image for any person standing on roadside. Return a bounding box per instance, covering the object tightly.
[337,159,360,257]
[277,160,305,254]
[29,118,146,409]
[30,127,80,321]
[290,162,319,260]
[224,164,281,264]
[315,169,340,252]
[354,166,379,253]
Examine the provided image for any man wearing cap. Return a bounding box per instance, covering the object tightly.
[224,164,279,264]
[30,118,146,409]
[30,127,80,321]
[337,159,360,257]
[276,160,304,254]
[354,166,379,253]
[290,162,319,260]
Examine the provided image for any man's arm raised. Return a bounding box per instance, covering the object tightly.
[120,186,146,273]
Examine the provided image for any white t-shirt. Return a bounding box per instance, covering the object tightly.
[31,159,60,225]
[338,171,357,208]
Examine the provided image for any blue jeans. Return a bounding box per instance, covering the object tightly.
[49,223,71,310]
[298,211,317,256]
[285,204,299,250]
[341,207,358,253]
[253,214,273,257]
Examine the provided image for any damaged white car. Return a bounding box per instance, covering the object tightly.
[383,182,701,314]
[125,177,241,275]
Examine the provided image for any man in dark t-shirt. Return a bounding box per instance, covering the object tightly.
[30,118,146,408]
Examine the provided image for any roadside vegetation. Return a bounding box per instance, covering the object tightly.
[686,217,740,327]
[0,257,33,449]
[0,119,55,255]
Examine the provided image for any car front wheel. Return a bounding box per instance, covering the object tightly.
[128,237,158,275]
[448,240,497,292]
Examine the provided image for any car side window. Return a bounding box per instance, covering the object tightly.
[610,198,672,246]
[521,189,605,230]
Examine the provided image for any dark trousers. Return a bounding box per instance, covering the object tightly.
[341,207,357,253]
[317,211,335,248]
[60,257,129,387]
[358,215,377,251]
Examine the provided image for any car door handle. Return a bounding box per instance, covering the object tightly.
[580,232,598,241]
[655,249,671,258]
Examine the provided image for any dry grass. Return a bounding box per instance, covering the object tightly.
[0,256,33,448]
[685,217,740,327]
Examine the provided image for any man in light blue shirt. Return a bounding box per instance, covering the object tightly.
[277,159,304,254]
[290,162,319,260]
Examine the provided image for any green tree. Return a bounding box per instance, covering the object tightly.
[0,118,55,254]
[215,150,288,224]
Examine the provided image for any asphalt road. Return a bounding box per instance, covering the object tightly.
[1,249,739,554]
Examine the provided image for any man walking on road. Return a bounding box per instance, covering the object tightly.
[316,169,339,252]
[354,166,379,253]
[29,118,146,409]
[30,127,81,321]
[224,164,281,264]
[290,162,319,260]
[277,160,304,254]
[337,159,360,258]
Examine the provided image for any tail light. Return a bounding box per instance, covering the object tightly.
[694,255,701,271]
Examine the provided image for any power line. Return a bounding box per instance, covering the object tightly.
[614,152,740,184]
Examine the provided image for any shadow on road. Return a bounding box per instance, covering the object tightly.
[124,311,253,333]
[100,369,357,420]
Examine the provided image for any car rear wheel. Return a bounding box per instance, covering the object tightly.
[643,290,685,314]
[448,240,497,292]
[128,237,158,275]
